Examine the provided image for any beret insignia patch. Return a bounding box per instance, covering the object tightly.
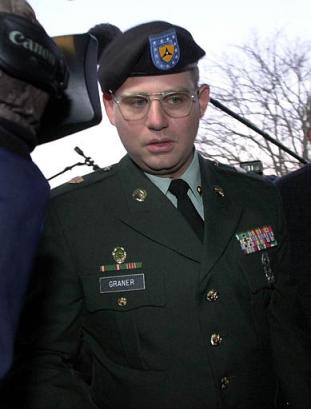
[149,29,180,70]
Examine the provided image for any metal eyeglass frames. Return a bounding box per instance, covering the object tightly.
[112,89,198,120]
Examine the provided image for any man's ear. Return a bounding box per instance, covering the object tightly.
[198,84,210,117]
[102,93,116,126]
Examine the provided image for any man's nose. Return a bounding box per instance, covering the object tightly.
[145,99,168,129]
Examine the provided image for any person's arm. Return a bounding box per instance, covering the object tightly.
[0,147,49,380]
[3,204,98,409]
[0,0,51,380]
[268,190,311,408]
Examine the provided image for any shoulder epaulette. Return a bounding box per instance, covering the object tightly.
[209,159,241,174]
[50,164,117,199]
[209,158,273,186]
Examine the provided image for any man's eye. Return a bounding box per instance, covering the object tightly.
[122,96,148,108]
[164,93,188,105]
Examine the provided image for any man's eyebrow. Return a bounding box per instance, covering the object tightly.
[117,88,193,96]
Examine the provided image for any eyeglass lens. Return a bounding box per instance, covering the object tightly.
[115,91,195,120]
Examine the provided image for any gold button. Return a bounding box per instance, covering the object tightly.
[207,289,219,302]
[117,297,127,307]
[132,188,147,202]
[211,333,222,346]
[220,376,230,390]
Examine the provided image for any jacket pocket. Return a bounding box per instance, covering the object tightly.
[240,249,276,294]
[90,346,168,409]
[239,250,275,347]
[80,269,168,371]
[81,268,165,311]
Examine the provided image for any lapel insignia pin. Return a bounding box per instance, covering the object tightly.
[213,185,224,197]
[197,186,202,195]
[112,246,127,264]
[236,225,277,255]
[68,176,84,184]
[132,188,147,202]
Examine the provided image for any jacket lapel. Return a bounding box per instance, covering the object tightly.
[199,157,243,277]
[115,156,203,263]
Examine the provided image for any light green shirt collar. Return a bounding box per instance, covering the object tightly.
[145,150,201,197]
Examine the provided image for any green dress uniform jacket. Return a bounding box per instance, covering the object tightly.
[7,154,311,409]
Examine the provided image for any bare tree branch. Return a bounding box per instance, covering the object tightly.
[198,31,311,176]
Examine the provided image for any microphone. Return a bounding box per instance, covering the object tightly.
[74,146,85,156]
[48,146,100,181]
[74,146,100,170]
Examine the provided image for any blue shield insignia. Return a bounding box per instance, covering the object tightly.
[149,29,180,71]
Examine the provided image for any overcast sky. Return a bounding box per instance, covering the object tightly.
[27,0,311,186]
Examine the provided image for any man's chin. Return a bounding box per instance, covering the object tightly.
[143,162,183,178]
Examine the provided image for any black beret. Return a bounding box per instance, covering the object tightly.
[98,20,205,93]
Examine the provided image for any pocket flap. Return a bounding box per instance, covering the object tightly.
[81,272,165,311]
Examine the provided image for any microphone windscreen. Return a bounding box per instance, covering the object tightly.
[88,23,122,61]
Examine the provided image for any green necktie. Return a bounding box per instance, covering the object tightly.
[169,179,204,241]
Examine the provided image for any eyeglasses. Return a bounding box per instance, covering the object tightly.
[112,90,198,121]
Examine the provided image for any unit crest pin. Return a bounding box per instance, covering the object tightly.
[112,246,127,264]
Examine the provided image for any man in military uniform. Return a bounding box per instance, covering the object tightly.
[6,20,311,408]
